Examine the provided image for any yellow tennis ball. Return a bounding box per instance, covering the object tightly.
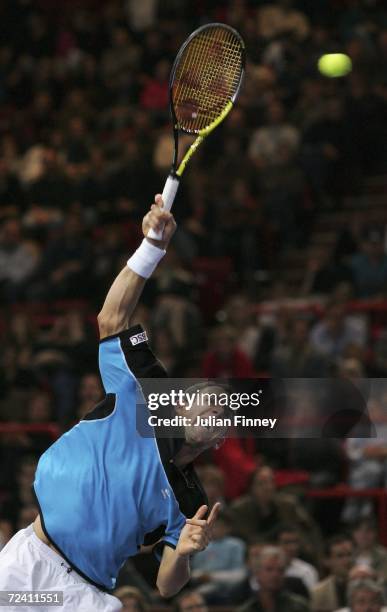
[318,53,352,78]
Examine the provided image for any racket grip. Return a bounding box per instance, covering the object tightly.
[147,175,180,241]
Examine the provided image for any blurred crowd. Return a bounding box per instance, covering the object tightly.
[1,0,387,610]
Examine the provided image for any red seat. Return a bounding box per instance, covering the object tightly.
[274,469,310,488]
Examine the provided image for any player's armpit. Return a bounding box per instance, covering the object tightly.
[140,541,162,555]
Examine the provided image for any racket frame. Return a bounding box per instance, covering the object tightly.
[147,23,245,240]
[169,22,246,178]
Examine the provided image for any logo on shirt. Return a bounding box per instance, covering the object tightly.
[161,488,171,499]
[130,331,148,346]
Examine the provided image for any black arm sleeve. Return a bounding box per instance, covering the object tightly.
[100,324,168,379]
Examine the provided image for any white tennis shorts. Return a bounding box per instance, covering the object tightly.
[0,524,122,611]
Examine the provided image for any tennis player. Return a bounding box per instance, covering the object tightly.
[0,196,225,611]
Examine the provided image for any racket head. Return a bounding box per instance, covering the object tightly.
[169,23,245,136]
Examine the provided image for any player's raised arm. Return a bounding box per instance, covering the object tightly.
[97,195,176,339]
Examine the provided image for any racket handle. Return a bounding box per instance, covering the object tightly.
[147,175,180,241]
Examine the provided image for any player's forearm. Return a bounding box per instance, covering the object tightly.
[97,266,147,339]
[156,549,190,598]
[98,198,175,339]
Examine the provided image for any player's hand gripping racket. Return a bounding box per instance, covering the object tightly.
[148,23,245,240]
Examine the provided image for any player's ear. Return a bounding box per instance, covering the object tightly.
[174,402,186,416]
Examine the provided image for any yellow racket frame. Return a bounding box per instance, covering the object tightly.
[175,100,233,177]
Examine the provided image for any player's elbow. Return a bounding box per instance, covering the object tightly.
[97,311,110,336]
[156,580,178,599]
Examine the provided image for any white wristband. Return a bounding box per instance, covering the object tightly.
[127,239,166,279]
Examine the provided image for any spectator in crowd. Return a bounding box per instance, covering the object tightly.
[219,294,261,361]
[257,0,311,41]
[24,390,55,455]
[151,272,203,358]
[2,0,387,604]
[195,465,226,509]
[342,397,387,522]
[27,391,52,423]
[309,301,366,361]
[0,217,40,302]
[237,545,310,612]
[300,246,353,297]
[301,96,353,206]
[150,269,202,354]
[347,565,378,583]
[139,59,169,111]
[173,589,208,612]
[351,519,387,580]
[349,227,387,298]
[276,524,319,594]
[311,535,355,612]
[114,559,155,603]
[211,437,258,499]
[232,541,310,605]
[76,372,104,420]
[336,579,387,612]
[231,466,321,559]
[0,456,38,534]
[202,325,255,378]
[249,99,303,247]
[113,586,148,612]
[0,313,38,420]
[29,213,91,300]
[30,312,97,424]
[249,100,300,170]
[271,314,330,377]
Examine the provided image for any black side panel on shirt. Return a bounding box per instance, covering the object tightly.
[82,393,116,421]
[143,444,208,547]
[100,325,167,379]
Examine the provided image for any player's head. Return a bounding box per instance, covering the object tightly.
[175,381,231,451]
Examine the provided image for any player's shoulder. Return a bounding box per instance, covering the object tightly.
[99,324,149,350]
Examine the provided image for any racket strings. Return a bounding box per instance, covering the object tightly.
[176,31,240,127]
[173,26,243,132]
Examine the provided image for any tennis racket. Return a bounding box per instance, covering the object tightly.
[148,22,245,240]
